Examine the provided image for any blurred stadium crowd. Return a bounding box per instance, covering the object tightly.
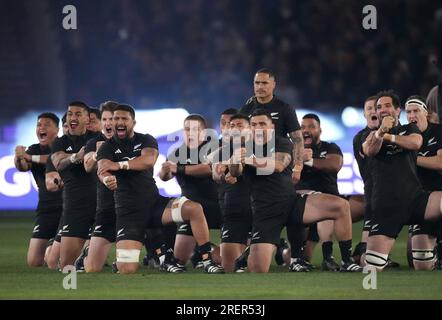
[0,0,441,121]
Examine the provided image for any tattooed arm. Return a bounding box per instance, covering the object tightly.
[289,130,304,183]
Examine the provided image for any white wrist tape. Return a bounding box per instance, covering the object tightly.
[304,159,313,167]
[391,134,396,144]
[119,161,130,170]
[116,249,140,263]
[171,196,189,223]
[31,155,41,163]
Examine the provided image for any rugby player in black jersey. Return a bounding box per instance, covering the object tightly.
[51,101,99,269]
[97,105,223,274]
[352,96,378,265]
[405,95,442,270]
[44,155,64,269]
[362,90,442,270]
[211,113,253,272]
[14,113,62,267]
[43,115,69,270]
[159,114,222,267]
[294,113,344,271]
[229,109,361,273]
[80,101,117,272]
[239,69,305,266]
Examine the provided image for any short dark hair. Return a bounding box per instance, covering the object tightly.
[100,101,118,113]
[230,113,250,123]
[221,108,238,116]
[256,68,276,81]
[114,104,136,119]
[302,113,321,125]
[184,114,206,128]
[68,101,89,113]
[61,112,67,125]
[365,95,378,103]
[38,112,59,127]
[405,95,426,104]
[375,90,401,109]
[88,107,101,119]
[250,108,273,122]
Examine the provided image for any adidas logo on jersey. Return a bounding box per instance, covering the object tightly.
[115,149,122,154]
[66,146,73,152]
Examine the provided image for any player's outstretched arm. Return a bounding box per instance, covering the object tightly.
[125,147,158,171]
[362,130,383,157]
[289,130,304,183]
[52,147,85,171]
[417,149,442,171]
[308,154,343,174]
[383,133,422,151]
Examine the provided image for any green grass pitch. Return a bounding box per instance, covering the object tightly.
[1,217,441,299]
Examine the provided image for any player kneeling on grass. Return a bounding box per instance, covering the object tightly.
[405,95,442,270]
[228,109,361,273]
[14,113,63,268]
[362,90,442,271]
[96,104,223,274]
[76,101,118,272]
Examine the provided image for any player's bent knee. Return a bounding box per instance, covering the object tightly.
[116,249,140,262]
[181,199,204,221]
[117,263,139,274]
[365,250,388,270]
[27,258,44,267]
[85,263,104,273]
[171,196,190,223]
[412,249,435,270]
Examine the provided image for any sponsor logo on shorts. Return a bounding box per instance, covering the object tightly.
[33,225,40,233]
[251,232,260,240]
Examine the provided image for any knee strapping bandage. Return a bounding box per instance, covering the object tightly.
[412,249,435,262]
[171,196,189,223]
[365,250,388,269]
[116,249,140,263]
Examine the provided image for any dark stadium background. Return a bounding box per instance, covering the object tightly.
[0,0,441,210]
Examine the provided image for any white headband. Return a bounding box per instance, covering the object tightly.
[405,99,428,113]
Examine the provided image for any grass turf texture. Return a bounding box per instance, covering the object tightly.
[1,217,441,299]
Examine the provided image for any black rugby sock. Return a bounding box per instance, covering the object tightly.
[339,239,353,263]
[322,241,333,260]
[287,223,304,259]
